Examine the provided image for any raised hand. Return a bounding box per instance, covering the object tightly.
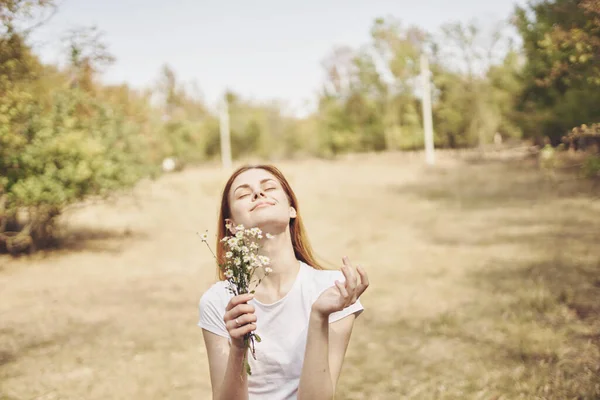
[311,256,369,318]
[223,293,257,349]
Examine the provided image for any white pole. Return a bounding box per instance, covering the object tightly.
[420,54,435,166]
[219,93,232,170]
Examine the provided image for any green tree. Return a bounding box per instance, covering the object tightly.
[429,20,520,148]
[0,2,155,252]
[514,0,600,142]
[0,0,56,34]
[370,18,425,150]
[316,24,422,155]
[152,64,211,163]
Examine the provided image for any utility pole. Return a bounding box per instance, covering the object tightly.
[420,54,435,166]
[219,93,232,170]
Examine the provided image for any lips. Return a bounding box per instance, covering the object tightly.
[251,201,274,211]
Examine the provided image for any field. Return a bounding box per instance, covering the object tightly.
[1,151,599,400]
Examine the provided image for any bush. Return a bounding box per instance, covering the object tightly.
[560,123,600,179]
[582,155,600,179]
[0,86,153,252]
[562,123,600,152]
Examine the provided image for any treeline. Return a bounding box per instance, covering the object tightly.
[0,0,599,252]
[316,0,599,153]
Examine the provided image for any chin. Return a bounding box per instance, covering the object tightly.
[252,218,289,233]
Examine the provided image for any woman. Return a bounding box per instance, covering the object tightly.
[198,164,369,400]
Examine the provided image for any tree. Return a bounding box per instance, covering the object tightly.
[514,0,600,143]
[318,45,386,154]
[0,0,56,36]
[0,1,155,252]
[62,26,115,92]
[433,20,517,149]
[370,17,426,150]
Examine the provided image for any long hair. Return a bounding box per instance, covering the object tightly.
[215,164,323,280]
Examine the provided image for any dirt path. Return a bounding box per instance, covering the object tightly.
[1,153,599,400]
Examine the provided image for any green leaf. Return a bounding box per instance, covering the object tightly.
[254,333,262,342]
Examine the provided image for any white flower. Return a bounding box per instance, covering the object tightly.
[250,242,259,251]
[258,255,270,265]
[243,255,251,263]
[234,258,241,266]
[236,224,245,232]
[265,233,274,239]
[248,255,257,265]
[200,232,209,241]
[236,230,244,239]
[224,269,233,278]
[265,267,273,274]
[227,238,239,247]
[225,251,233,259]
[241,246,250,254]
[246,264,254,271]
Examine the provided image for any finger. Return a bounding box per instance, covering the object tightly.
[226,314,257,329]
[341,267,358,304]
[230,323,257,339]
[356,265,370,297]
[335,280,349,304]
[341,272,357,305]
[226,293,254,311]
[224,304,255,322]
[225,304,255,323]
[342,255,354,270]
[341,266,357,292]
[342,256,359,288]
[335,281,348,298]
[225,313,257,330]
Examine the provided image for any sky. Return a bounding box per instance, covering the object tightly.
[29,0,526,116]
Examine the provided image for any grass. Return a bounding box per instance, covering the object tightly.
[0,151,599,399]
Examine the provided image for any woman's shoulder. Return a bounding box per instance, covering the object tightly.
[198,280,231,337]
[199,280,232,309]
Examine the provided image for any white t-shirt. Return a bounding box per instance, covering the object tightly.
[198,260,364,400]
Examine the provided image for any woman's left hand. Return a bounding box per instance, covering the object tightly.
[311,256,369,318]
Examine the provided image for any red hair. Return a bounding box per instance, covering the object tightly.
[215,164,323,280]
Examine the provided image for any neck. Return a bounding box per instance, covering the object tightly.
[255,227,299,298]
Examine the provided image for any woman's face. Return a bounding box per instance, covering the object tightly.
[227,168,296,232]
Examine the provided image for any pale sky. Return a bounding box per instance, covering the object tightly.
[29,0,526,115]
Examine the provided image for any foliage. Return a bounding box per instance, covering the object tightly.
[562,122,600,149]
[582,155,600,178]
[562,123,600,178]
[3,0,600,253]
[514,0,600,142]
[0,0,55,32]
[0,27,154,250]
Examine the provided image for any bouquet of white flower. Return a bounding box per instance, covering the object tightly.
[200,224,272,375]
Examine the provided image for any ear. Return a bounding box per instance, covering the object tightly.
[289,207,297,219]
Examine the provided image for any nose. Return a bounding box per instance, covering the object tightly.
[252,189,266,200]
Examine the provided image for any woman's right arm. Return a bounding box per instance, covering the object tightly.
[202,293,257,400]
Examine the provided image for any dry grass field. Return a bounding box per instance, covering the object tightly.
[1,151,599,400]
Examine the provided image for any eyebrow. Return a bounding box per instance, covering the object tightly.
[233,178,277,194]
